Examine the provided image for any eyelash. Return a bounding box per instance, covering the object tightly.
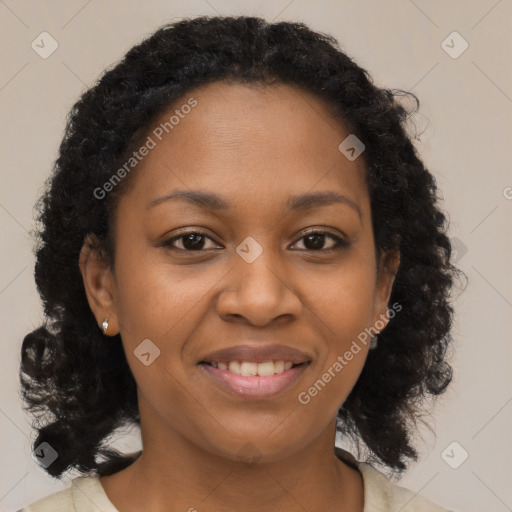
[162,230,349,253]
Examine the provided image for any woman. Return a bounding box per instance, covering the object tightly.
[19,15,459,511]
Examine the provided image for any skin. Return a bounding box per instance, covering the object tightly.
[80,81,400,512]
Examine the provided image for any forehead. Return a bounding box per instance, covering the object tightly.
[120,80,369,215]
[170,80,352,160]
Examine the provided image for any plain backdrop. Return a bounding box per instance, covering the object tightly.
[1,1,511,511]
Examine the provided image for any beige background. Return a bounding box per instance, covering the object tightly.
[1,1,511,511]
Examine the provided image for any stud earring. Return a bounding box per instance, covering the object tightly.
[369,334,379,349]
[101,318,109,336]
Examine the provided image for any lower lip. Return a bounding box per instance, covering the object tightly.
[198,363,311,400]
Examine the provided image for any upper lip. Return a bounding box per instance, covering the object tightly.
[199,344,312,365]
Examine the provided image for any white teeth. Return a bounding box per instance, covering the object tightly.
[209,360,299,376]
[274,361,285,373]
[257,361,275,377]
[240,362,258,376]
[228,361,240,373]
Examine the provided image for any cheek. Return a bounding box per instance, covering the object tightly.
[114,262,186,338]
[304,253,376,338]
[296,269,374,417]
[113,247,225,348]
[298,251,375,395]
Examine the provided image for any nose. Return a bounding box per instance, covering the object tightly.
[216,245,303,327]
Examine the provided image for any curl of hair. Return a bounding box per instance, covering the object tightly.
[20,15,465,479]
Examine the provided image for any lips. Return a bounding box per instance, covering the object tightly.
[196,343,313,399]
[198,343,312,365]
[199,362,310,399]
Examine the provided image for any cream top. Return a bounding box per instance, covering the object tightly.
[19,449,453,511]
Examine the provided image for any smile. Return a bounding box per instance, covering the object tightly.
[198,361,311,400]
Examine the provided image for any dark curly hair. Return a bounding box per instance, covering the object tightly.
[20,15,464,481]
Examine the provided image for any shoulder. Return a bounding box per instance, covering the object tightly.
[357,462,453,511]
[334,447,453,512]
[19,476,118,512]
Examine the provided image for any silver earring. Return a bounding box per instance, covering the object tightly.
[101,318,109,336]
[369,334,379,349]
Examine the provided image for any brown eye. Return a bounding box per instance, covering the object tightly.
[292,231,349,252]
[163,232,220,251]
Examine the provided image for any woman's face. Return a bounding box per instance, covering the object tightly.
[83,81,398,462]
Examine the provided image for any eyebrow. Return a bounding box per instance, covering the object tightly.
[146,189,362,218]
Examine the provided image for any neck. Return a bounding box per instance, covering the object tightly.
[100,405,363,512]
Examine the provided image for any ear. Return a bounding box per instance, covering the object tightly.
[370,248,400,332]
[79,234,119,336]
